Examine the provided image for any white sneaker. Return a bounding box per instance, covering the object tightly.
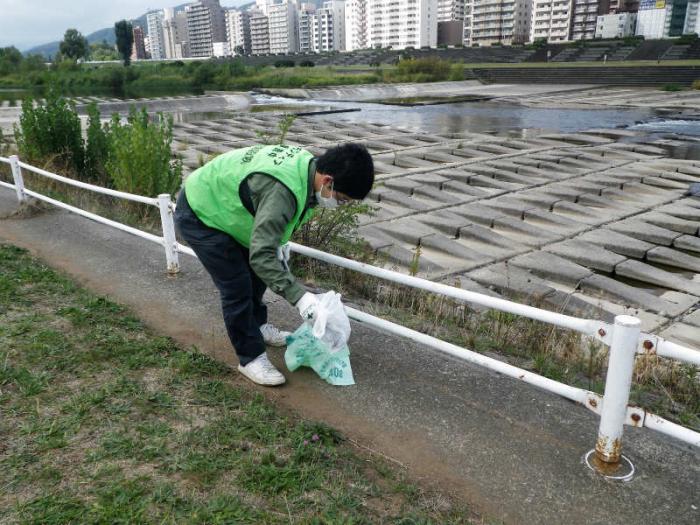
[238,353,286,386]
[260,323,291,347]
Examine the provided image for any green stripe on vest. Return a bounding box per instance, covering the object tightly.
[184,145,315,247]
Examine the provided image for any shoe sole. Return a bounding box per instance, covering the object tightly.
[237,365,286,386]
[263,339,288,347]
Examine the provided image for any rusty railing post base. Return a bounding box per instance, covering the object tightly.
[584,449,635,482]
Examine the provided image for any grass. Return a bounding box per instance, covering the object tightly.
[0,243,479,524]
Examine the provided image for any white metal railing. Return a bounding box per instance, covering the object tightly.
[1,154,699,478]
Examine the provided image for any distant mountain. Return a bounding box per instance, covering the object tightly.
[25,4,193,59]
[26,1,254,59]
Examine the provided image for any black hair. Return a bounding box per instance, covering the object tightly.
[316,143,374,200]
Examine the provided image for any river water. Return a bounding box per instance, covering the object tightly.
[247,94,700,138]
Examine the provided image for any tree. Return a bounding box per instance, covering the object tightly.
[114,20,134,66]
[59,29,88,61]
[90,41,119,61]
[0,46,23,75]
[234,45,245,56]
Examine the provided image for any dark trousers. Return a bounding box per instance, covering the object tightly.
[174,190,267,366]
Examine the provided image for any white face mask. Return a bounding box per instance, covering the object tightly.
[315,182,338,209]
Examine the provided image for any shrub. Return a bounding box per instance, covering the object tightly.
[14,90,84,174]
[292,202,375,276]
[692,80,700,90]
[448,63,464,81]
[106,107,182,197]
[662,83,682,92]
[677,33,698,45]
[299,60,315,67]
[274,59,295,68]
[623,35,644,46]
[83,102,110,185]
[532,38,548,49]
[390,57,452,82]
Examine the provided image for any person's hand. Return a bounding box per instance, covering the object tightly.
[296,292,319,321]
[277,243,292,272]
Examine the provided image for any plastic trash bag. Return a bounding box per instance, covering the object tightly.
[312,291,351,352]
[285,292,354,386]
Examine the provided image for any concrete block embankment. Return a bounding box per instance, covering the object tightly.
[472,65,700,86]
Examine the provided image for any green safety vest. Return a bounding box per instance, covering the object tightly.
[184,144,315,248]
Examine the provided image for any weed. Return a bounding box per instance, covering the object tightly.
[662,83,682,92]
[106,107,182,197]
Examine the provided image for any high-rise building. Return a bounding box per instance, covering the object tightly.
[344,0,368,50]
[256,0,277,16]
[298,4,317,53]
[147,10,166,60]
[186,0,227,58]
[436,0,465,46]
[570,0,611,40]
[250,10,271,55]
[530,0,573,42]
[131,26,148,60]
[367,0,438,50]
[468,0,531,46]
[268,0,298,54]
[311,1,346,52]
[608,0,640,12]
[686,0,700,34]
[226,9,252,55]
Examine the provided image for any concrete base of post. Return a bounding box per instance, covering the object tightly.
[584,449,635,482]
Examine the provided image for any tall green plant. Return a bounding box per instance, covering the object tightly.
[293,202,375,274]
[106,107,182,197]
[14,90,84,174]
[84,102,110,185]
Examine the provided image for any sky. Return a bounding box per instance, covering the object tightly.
[0,0,244,50]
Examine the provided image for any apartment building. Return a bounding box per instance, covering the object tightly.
[186,0,227,58]
[250,10,271,55]
[437,0,465,45]
[131,26,148,60]
[468,0,531,46]
[298,4,316,52]
[345,0,368,50]
[608,0,640,12]
[686,0,700,34]
[570,0,610,40]
[595,11,637,37]
[312,1,346,52]
[367,0,438,50]
[226,9,252,55]
[147,10,166,60]
[530,0,573,42]
[268,1,299,54]
[162,9,190,58]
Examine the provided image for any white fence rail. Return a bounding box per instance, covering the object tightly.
[1,154,698,479]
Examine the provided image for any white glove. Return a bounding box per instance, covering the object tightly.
[296,292,319,321]
[277,243,291,272]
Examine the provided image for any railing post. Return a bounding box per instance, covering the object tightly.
[590,315,640,477]
[157,194,180,274]
[9,155,26,203]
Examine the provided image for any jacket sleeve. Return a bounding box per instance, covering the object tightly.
[247,173,306,305]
